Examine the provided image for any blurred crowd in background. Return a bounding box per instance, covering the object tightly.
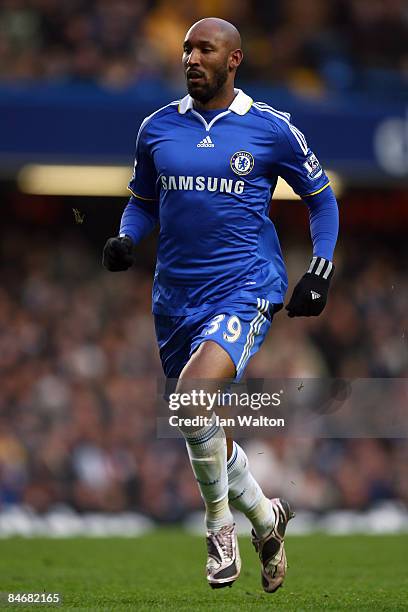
[1,0,407,524]
[0,221,406,519]
[1,0,407,96]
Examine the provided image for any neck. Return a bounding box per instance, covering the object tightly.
[193,84,236,111]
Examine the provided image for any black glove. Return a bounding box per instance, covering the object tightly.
[286,256,334,317]
[102,235,134,271]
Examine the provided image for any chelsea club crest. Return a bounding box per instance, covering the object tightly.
[230,150,254,176]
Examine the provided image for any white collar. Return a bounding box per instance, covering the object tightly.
[178,88,253,116]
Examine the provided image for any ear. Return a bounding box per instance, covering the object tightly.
[229,48,243,71]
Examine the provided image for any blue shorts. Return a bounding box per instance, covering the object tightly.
[154,298,280,382]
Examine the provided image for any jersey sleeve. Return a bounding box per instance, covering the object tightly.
[119,195,159,244]
[128,122,158,201]
[306,186,339,260]
[273,120,330,198]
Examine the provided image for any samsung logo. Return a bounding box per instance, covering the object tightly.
[160,175,245,194]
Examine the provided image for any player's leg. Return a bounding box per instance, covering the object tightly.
[227,440,274,537]
[155,313,234,528]
[189,302,276,534]
[189,301,294,592]
[179,341,274,538]
[176,340,241,588]
[155,304,294,591]
[226,435,276,539]
[227,441,295,592]
[177,338,234,534]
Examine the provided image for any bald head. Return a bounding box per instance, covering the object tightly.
[182,17,243,107]
[186,18,241,53]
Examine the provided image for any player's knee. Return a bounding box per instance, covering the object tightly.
[180,340,236,381]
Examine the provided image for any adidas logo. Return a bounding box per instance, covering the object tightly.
[311,291,321,300]
[197,135,214,148]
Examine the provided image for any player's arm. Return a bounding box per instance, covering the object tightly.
[103,195,159,271]
[103,123,159,272]
[273,120,339,316]
[286,185,338,317]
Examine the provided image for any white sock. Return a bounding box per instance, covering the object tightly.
[183,417,233,532]
[227,441,274,538]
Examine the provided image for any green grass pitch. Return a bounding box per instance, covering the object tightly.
[0,530,407,611]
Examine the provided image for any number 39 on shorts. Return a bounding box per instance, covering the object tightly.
[204,314,242,343]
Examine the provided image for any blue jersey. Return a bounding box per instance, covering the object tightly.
[128,89,330,315]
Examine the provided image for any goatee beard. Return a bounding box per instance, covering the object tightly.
[187,67,229,104]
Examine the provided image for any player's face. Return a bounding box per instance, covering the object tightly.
[182,32,230,104]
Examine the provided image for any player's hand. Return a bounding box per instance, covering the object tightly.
[286,256,334,317]
[102,236,134,271]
